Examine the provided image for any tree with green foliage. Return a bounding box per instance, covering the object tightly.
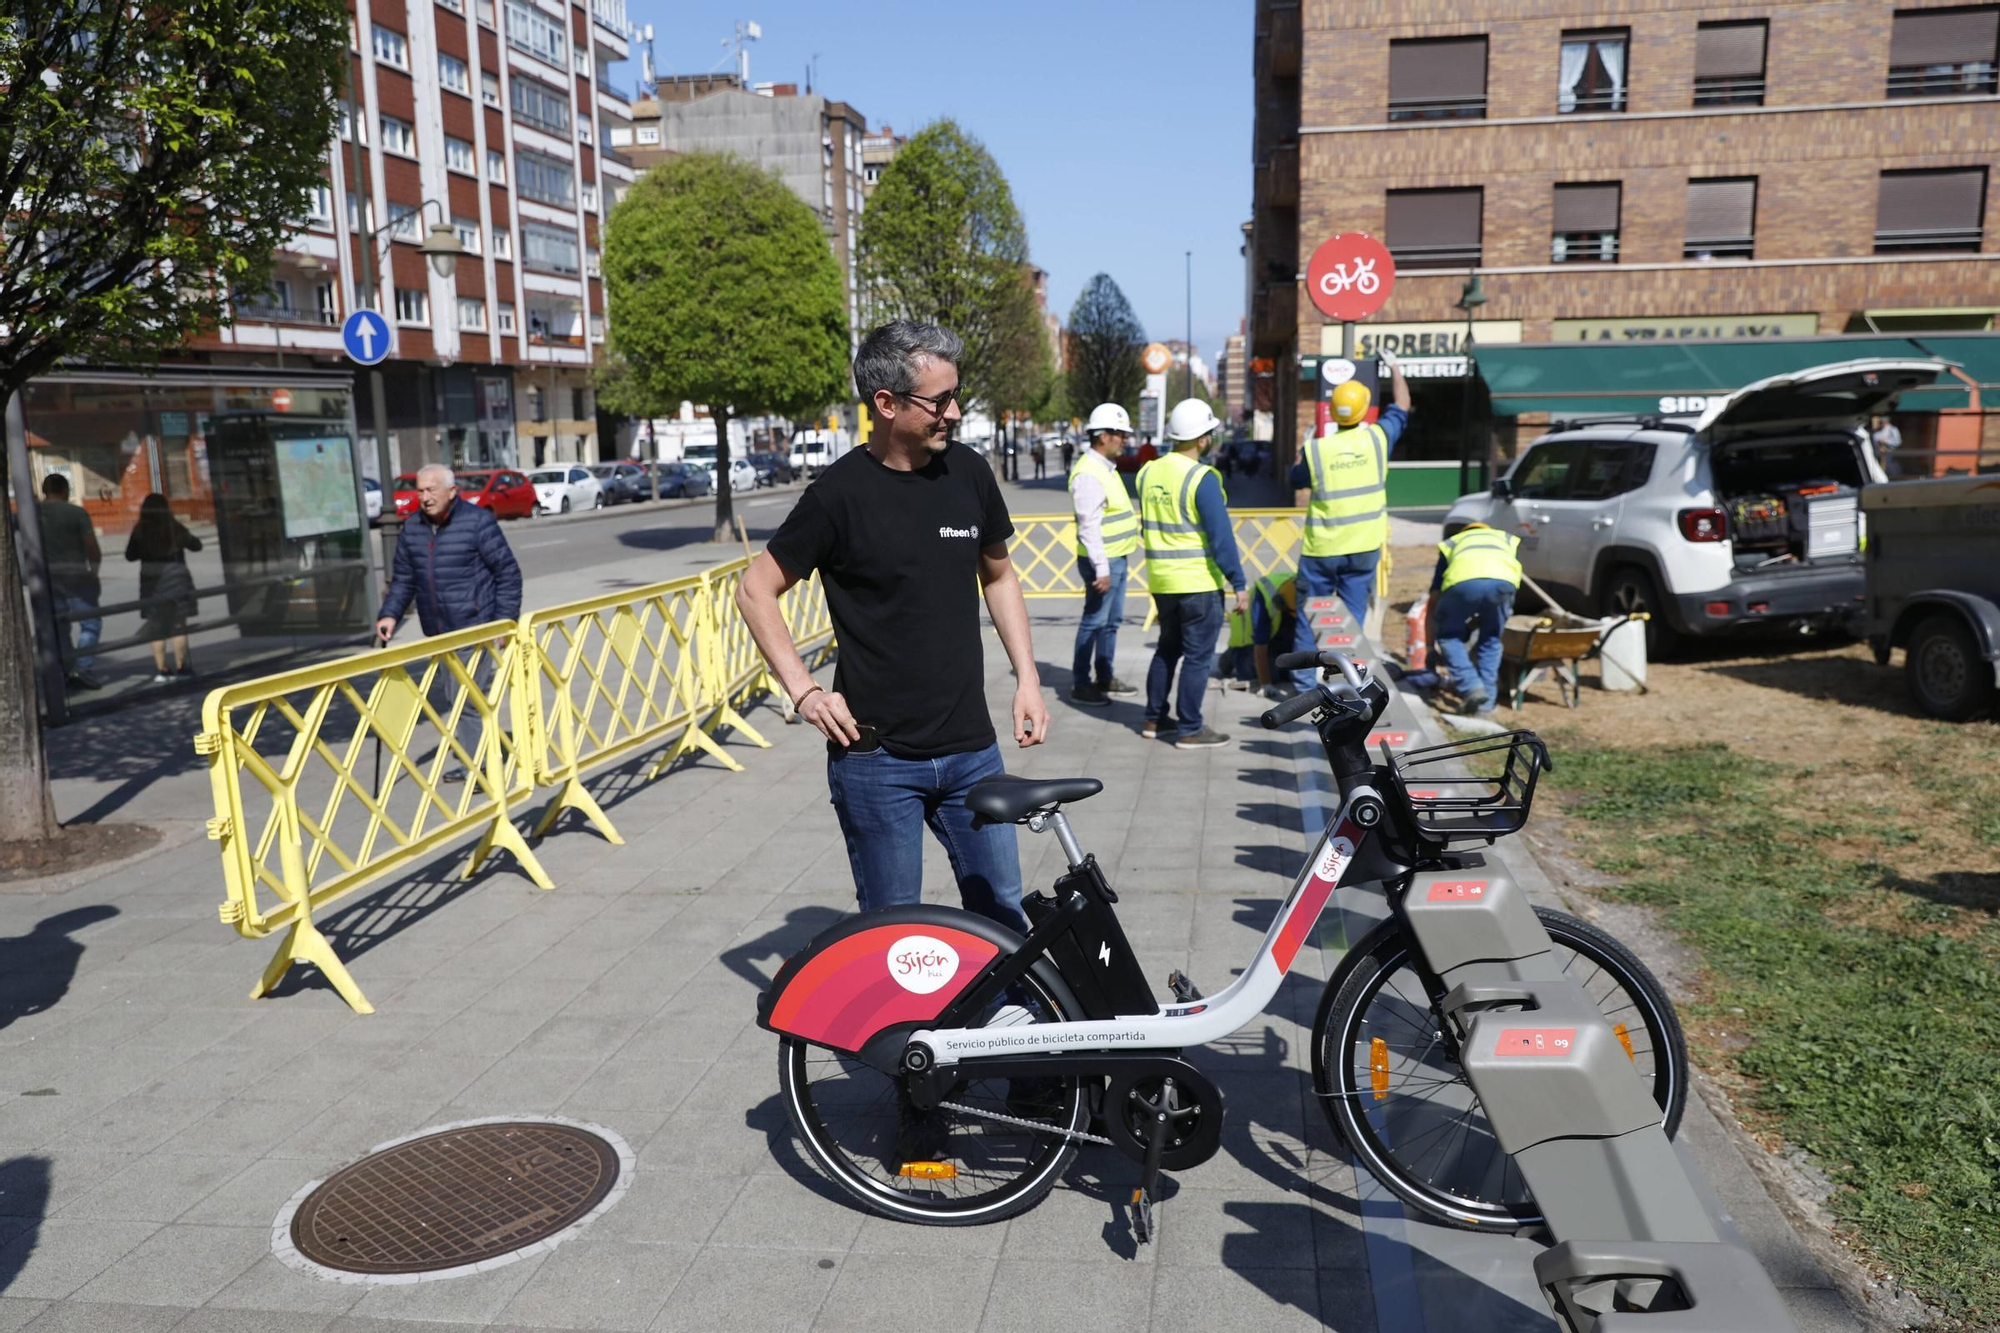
[603,152,850,542]
[0,0,347,844]
[1067,274,1146,420]
[858,121,1044,415]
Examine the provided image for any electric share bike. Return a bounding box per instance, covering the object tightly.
[758,652,1687,1241]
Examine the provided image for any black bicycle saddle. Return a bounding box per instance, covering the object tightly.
[966,774,1104,824]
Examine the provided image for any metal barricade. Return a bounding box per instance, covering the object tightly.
[197,624,547,1015]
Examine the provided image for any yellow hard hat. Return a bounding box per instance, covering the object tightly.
[1330,380,1372,426]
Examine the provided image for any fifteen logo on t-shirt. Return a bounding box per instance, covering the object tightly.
[938,525,980,539]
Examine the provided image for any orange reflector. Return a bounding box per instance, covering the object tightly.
[898,1161,957,1180]
[1613,1023,1635,1062]
[1370,1037,1390,1100]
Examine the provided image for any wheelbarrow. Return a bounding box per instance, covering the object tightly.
[1500,608,1649,709]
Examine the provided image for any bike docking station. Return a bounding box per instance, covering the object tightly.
[1315,621,1798,1331]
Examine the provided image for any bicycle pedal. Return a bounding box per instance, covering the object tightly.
[1166,970,1203,1003]
[1130,1187,1158,1244]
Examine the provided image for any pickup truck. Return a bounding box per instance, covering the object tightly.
[1862,474,2000,720]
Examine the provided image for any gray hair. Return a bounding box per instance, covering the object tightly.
[853,321,963,401]
[416,463,456,487]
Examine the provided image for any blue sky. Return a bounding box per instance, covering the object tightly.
[622,0,1254,368]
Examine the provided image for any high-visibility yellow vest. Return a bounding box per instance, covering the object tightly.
[1438,524,1523,590]
[1137,450,1228,594]
[1069,449,1139,559]
[1302,422,1389,557]
[1232,571,1295,648]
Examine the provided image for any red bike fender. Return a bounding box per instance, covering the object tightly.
[764,921,1001,1054]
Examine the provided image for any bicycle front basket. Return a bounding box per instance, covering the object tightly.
[1386,730,1551,845]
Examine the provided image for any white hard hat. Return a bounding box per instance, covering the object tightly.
[1166,398,1221,443]
[1085,402,1132,435]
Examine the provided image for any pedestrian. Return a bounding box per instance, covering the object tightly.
[1138,399,1246,750]
[374,463,524,780]
[1871,414,1903,478]
[1289,350,1410,689]
[735,321,1050,933]
[1031,438,1046,480]
[1067,403,1142,708]
[124,493,202,683]
[1416,521,1522,715]
[37,474,104,691]
[1061,438,1074,472]
[1241,568,1298,696]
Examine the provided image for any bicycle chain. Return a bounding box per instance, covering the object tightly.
[938,1099,1113,1146]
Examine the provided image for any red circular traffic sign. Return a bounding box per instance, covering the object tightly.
[271,388,293,413]
[1306,232,1396,322]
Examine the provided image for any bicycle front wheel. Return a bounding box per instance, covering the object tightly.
[1312,907,1688,1233]
[779,966,1088,1227]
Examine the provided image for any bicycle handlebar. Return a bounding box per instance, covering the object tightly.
[1260,688,1322,729]
[1261,650,1370,729]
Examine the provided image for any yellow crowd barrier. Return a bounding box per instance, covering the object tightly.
[1010,509,1309,599]
[199,562,833,1014]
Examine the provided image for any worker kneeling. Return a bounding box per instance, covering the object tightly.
[1419,523,1522,716]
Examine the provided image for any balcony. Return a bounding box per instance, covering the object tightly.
[1388,93,1487,120]
[1550,231,1620,263]
[1887,61,1998,98]
[1269,6,1300,78]
[233,301,339,327]
[1684,234,1754,260]
[1692,74,1765,106]
[589,0,630,58]
[1267,144,1298,209]
[597,85,632,121]
[1388,241,1482,269]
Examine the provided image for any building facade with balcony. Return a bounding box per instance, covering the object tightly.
[196,0,638,476]
[1249,0,2000,483]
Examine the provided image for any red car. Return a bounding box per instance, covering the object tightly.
[390,469,537,520]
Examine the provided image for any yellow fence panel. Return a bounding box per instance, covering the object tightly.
[197,623,547,1014]
[1009,510,1308,600]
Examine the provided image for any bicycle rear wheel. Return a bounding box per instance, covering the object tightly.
[779,967,1087,1227]
[1312,907,1687,1233]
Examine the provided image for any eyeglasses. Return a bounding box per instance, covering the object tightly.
[897,387,961,416]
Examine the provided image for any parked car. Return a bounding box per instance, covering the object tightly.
[528,465,603,514]
[789,429,842,477]
[683,442,718,482]
[726,457,757,493]
[362,476,383,524]
[589,462,649,505]
[390,473,420,519]
[749,452,793,487]
[640,460,711,499]
[455,469,538,520]
[1862,474,2000,720]
[1443,357,1938,657]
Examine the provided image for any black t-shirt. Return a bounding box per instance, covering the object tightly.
[768,442,1014,758]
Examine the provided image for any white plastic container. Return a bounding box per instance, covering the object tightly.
[1600,618,1648,691]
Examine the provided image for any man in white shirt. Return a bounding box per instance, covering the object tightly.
[1068,403,1143,707]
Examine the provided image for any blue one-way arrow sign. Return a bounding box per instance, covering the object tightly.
[341,309,390,366]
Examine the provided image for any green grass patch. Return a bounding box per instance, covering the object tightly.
[1545,738,2000,1326]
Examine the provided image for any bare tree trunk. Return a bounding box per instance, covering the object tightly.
[710,405,734,545]
[0,494,61,843]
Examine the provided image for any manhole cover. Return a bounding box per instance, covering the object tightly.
[274,1117,631,1282]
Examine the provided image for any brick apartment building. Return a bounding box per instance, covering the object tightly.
[1248,0,2000,488]
[196,0,640,475]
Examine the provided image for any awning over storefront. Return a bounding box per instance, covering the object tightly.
[1477,333,2000,417]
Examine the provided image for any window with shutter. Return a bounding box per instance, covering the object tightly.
[1693,21,1766,105]
[1385,188,1482,268]
[1875,168,1987,251]
[1888,6,1998,95]
[1551,183,1621,262]
[1684,178,1757,259]
[1388,37,1487,121]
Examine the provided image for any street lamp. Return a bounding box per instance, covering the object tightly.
[1453,272,1488,495]
[418,218,465,279]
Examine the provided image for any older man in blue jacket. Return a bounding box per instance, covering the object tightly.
[375,464,523,781]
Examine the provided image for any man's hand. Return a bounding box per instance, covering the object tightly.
[375,616,397,644]
[1234,589,1250,615]
[800,688,862,746]
[1013,680,1049,748]
[1091,573,1112,594]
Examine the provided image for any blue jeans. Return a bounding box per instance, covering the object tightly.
[1434,578,1515,704]
[1292,551,1380,689]
[1072,554,1128,686]
[826,740,1026,934]
[1146,590,1224,737]
[55,591,102,675]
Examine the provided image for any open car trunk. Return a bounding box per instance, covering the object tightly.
[1711,433,1870,571]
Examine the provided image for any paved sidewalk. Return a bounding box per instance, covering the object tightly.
[0,600,1860,1331]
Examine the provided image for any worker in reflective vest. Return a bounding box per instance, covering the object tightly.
[1069,403,1143,708]
[1422,522,1523,715]
[1138,399,1246,750]
[1222,568,1299,694]
[1289,351,1410,688]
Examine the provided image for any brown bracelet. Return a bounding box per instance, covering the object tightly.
[794,684,824,709]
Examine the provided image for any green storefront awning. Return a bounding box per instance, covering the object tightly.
[1476,333,2000,418]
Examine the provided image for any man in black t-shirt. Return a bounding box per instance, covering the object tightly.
[737,323,1050,932]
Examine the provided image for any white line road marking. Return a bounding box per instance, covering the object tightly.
[515,538,567,549]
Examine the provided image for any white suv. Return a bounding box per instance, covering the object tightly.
[1445,358,1939,654]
